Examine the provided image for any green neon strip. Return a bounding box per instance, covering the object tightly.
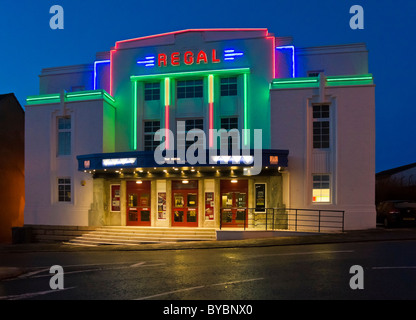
[243,73,248,146]
[271,74,373,89]
[326,74,373,86]
[133,81,138,150]
[26,94,60,105]
[26,90,116,105]
[131,67,250,81]
[271,77,319,89]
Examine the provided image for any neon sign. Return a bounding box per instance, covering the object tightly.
[157,49,220,67]
[137,48,245,68]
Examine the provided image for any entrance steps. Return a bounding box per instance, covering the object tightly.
[64,226,217,247]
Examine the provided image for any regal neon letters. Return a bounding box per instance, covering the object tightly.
[158,49,220,67]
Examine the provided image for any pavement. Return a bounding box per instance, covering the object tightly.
[0,227,416,280]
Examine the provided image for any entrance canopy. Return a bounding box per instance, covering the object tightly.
[77,149,288,178]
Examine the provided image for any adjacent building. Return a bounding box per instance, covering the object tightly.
[24,28,376,232]
[0,93,24,243]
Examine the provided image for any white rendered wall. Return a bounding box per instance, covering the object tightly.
[270,84,376,230]
[24,99,114,226]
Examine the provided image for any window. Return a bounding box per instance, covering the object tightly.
[57,117,71,156]
[58,178,71,202]
[177,79,203,99]
[308,71,323,77]
[312,105,330,149]
[220,77,237,96]
[143,121,160,151]
[312,174,331,203]
[71,85,85,92]
[220,117,239,150]
[144,82,160,101]
[177,119,204,150]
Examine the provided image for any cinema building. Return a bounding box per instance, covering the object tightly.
[24,28,376,234]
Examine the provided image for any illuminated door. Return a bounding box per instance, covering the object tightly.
[172,180,198,227]
[126,180,151,226]
[220,180,248,228]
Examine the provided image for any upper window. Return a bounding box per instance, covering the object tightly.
[57,117,71,156]
[220,77,237,96]
[312,105,330,149]
[177,79,203,99]
[143,121,161,151]
[308,71,323,77]
[144,82,160,101]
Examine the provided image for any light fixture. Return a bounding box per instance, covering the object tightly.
[231,179,238,183]
[136,180,142,184]
[182,180,189,184]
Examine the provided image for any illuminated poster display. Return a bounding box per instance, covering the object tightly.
[158,192,166,219]
[111,184,120,212]
[255,183,266,212]
[205,192,214,221]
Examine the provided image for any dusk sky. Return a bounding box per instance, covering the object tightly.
[1,0,415,173]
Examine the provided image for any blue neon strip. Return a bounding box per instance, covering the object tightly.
[275,46,295,78]
[223,49,244,61]
[94,60,110,90]
[137,55,155,67]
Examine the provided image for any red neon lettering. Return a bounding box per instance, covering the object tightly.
[158,53,167,67]
[184,51,194,65]
[196,50,208,64]
[212,49,220,63]
[171,52,180,66]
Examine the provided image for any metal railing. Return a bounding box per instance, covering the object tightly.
[219,207,345,233]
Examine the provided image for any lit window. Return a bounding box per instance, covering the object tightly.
[312,105,330,149]
[144,82,160,101]
[177,79,203,99]
[143,121,160,151]
[312,174,331,203]
[57,117,71,156]
[220,77,237,96]
[58,178,71,202]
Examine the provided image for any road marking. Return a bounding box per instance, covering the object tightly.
[372,266,416,270]
[135,278,264,300]
[245,250,354,258]
[26,262,165,278]
[0,287,76,300]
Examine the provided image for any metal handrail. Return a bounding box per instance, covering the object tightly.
[219,207,345,232]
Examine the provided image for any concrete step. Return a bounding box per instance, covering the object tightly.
[64,226,217,246]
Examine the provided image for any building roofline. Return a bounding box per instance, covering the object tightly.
[376,162,416,177]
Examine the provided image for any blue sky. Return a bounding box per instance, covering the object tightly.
[0,0,415,172]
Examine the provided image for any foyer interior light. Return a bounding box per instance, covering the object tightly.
[182,180,189,184]
[231,179,238,183]
[136,180,142,184]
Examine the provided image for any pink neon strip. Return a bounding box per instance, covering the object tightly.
[110,49,115,96]
[266,36,276,78]
[209,102,213,147]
